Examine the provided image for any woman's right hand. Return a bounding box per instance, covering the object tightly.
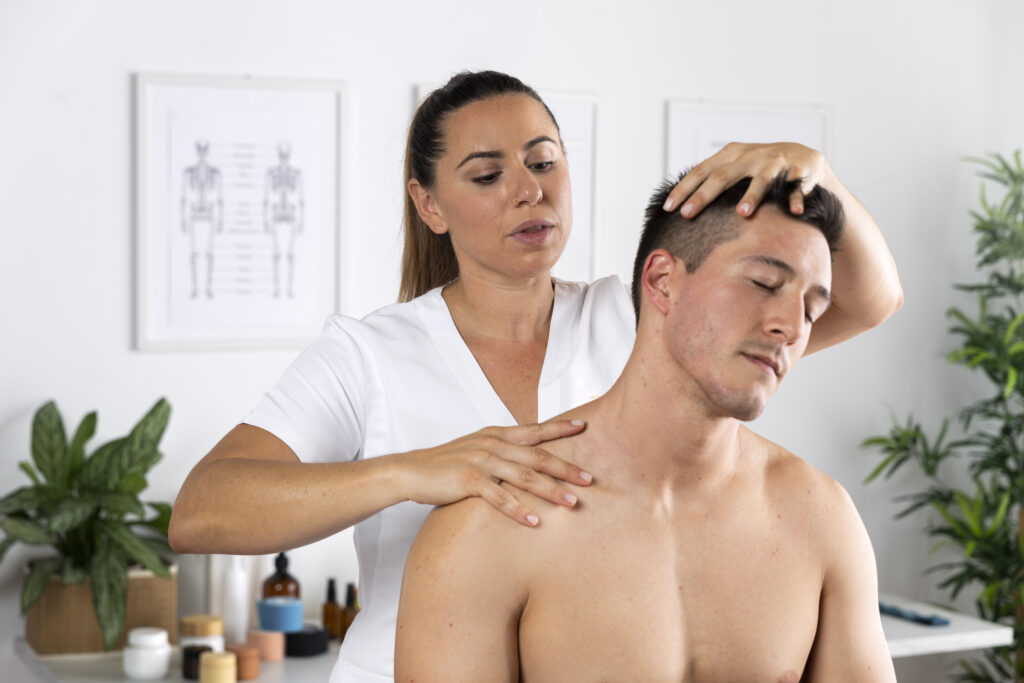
[395,419,592,527]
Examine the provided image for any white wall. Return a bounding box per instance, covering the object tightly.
[1,1,1020,680]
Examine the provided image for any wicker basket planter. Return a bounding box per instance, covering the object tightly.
[24,564,178,654]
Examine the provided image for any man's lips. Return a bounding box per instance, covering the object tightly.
[742,353,781,377]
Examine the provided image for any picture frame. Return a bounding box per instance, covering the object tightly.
[665,100,831,175]
[414,83,597,284]
[134,72,345,350]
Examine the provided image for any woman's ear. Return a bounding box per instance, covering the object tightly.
[408,179,448,235]
[640,249,682,317]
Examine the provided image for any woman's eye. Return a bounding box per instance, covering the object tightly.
[752,280,777,292]
[530,160,555,172]
[472,172,501,185]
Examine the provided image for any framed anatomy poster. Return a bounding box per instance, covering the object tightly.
[665,101,830,175]
[135,73,345,350]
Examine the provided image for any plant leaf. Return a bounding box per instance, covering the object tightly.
[80,438,126,492]
[48,498,98,535]
[90,539,127,650]
[66,411,97,485]
[140,502,173,536]
[121,399,171,477]
[21,557,60,614]
[31,402,67,486]
[0,486,43,515]
[0,518,54,545]
[0,536,14,565]
[18,461,42,487]
[100,520,170,578]
[99,492,145,518]
[119,474,147,497]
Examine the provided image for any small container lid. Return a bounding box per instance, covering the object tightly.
[127,627,169,648]
[181,614,224,636]
[200,651,236,670]
[226,644,259,662]
[284,624,329,657]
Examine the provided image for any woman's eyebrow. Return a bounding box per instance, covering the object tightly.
[455,136,558,170]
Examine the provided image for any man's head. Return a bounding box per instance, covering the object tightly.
[631,171,845,421]
[631,172,844,318]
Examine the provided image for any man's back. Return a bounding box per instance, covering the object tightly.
[396,426,890,682]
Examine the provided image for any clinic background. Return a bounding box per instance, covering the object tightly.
[2,1,1022,680]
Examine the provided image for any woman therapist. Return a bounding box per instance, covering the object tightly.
[169,71,902,682]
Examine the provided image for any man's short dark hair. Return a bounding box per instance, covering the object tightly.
[630,171,846,318]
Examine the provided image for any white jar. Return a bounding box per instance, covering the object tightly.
[123,627,172,680]
[180,614,226,652]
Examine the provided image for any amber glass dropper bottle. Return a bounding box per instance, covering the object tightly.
[262,552,300,599]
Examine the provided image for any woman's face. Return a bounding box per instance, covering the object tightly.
[414,94,572,284]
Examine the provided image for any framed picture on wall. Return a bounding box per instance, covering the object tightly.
[665,101,830,175]
[414,83,597,284]
[135,73,345,350]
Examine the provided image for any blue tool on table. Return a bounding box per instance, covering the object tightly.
[879,601,950,626]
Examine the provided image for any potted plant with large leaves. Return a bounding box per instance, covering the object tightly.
[0,398,177,653]
[863,152,1024,682]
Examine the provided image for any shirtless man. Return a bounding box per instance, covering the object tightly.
[395,172,896,682]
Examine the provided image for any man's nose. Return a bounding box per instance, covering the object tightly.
[763,296,807,344]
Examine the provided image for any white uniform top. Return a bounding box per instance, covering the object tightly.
[245,276,636,682]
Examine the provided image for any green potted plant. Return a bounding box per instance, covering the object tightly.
[0,398,176,652]
[863,151,1024,682]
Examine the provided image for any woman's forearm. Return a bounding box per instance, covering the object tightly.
[169,427,408,555]
[805,165,904,355]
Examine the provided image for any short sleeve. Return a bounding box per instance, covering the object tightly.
[244,315,371,464]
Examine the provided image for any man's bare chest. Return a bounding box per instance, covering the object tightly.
[516,506,823,682]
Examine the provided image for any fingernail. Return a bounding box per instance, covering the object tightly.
[681,203,694,218]
[570,419,584,426]
[662,197,675,211]
[564,492,577,505]
[526,514,539,526]
[739,202,751,215]
[579,471,593,483]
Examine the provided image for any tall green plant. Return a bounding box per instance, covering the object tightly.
[0,399,174,649]
[864,151,1024,682]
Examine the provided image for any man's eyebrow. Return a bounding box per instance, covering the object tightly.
[746,255,831,303]
[455,136,558,170]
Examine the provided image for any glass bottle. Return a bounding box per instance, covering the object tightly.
[261,552,300,599]
[322,578,343,639]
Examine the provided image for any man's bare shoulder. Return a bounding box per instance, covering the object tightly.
[743,427,861,537]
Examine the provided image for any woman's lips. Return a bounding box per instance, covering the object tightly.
[510,220,554,245]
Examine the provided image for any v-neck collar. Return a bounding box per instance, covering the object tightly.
[416,280,575,426]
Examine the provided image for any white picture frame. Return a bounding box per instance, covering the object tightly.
[135,73,345,350]
[665,100,831,175]
[414,83,597,284]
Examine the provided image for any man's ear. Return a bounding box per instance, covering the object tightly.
[641,249,682,317]
[408,179,448,235]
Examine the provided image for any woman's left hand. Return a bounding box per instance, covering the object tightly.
[661,142,826,218]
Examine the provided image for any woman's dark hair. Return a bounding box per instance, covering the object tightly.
[399,71,560,302]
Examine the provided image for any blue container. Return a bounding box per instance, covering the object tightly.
[256,597,304,633]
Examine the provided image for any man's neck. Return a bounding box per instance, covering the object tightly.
[442,271,554,342]
[572,343,746,498]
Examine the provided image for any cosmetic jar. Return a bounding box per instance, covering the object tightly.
[226,644,260,680]
[285,624,329,657]
[180,614,225,652]
[247,628,285,661]
[122,627,172,679]
[182,645,212,680]
[256,596,303,632]
[199,650,237,683]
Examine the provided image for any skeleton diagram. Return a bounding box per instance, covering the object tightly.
[263,142,305,298]
[180,140,223,299]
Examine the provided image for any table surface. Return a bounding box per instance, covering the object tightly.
[879,592,1013,658]
[15,594,1016,680]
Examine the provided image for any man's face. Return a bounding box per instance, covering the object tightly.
[664,206,832,421]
